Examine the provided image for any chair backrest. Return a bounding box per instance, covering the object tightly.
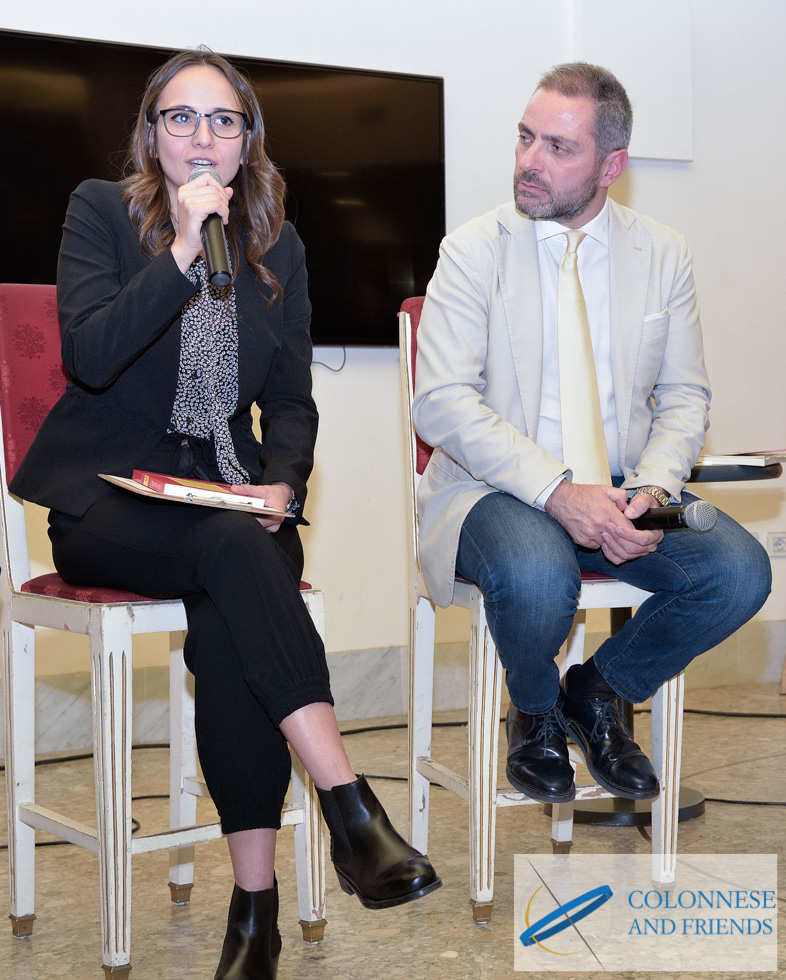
[0,283,65,591]
[398,296,431,578]
[399,296,432,475]
[0,284,67,484]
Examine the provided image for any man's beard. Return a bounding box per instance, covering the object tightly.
[513,166,602,222]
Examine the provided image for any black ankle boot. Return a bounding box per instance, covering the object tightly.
[317,775,442,909]
[214,881,281,980]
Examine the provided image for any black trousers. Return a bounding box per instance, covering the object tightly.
[49,490,333,834]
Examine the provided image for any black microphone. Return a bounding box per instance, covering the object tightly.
[632,499,717,532]
[187,166,231,287]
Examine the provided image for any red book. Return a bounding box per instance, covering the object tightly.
[132,470,237,496]
[98,471,284,515]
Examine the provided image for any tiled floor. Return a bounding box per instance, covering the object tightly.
[0,683,783,980]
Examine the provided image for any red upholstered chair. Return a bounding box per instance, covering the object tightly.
[399,296,685,923]
[0,283,326,978]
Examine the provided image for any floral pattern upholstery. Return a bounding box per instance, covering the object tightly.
[18,573,311,605]
[20,572,152,604]
[0,283,68,485]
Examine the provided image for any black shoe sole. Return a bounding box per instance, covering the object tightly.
[564,721,660,801]
[505,765,576,803]
[335,870,443,910]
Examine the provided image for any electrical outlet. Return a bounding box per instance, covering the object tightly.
[766,532,786,556]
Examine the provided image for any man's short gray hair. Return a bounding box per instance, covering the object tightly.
[537,62,632,159]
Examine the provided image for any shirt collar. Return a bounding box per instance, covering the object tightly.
[535,198,610,248]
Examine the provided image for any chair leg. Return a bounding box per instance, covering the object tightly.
[168,632,197,904]
[300,589,326,647]
[551,614,583,855]
[467,589,500,925]
[2,620,37,937]
[650,672,684,884]
[561,610,587,674]
[408,593,436,855]
[294,588,327,943]
[291,755,327,943]
[90,608,133,976]
[550,799,575,854]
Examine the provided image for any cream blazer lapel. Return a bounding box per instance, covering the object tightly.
[608,200,653,469]
[494,208,544,441]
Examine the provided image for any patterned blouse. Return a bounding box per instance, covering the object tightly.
[169,257,249,484]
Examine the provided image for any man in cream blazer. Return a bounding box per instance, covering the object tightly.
[413,63,770,806]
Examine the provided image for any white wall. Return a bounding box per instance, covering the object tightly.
[7,0,786,672]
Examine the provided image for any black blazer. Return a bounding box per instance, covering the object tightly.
[11,180,318,519]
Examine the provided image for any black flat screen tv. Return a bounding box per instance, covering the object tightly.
[0,30,445,346]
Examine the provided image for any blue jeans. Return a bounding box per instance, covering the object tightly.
[455,491,771,713]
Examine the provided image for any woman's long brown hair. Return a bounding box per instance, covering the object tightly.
[122,48,286,301]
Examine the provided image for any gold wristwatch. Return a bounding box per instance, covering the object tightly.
[631,486,670,507]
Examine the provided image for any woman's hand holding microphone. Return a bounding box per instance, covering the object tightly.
[171,169,233,275]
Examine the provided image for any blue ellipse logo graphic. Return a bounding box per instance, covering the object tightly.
[520,884,613,948]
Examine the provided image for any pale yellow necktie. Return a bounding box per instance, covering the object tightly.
[557,230,612,486]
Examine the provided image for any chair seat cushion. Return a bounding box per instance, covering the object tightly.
[21,571,314,603]
[21,572,155,604]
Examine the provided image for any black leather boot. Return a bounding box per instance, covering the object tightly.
[505,702,575,802]
[317,775,442,909]
[214,881,281,980]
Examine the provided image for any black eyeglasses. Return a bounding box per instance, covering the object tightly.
[158,108,248,139]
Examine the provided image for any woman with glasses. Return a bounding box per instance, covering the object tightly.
[10,48,440,980]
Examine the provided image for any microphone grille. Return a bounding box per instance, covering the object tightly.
[685,499,717,532]
[187,165,222,185]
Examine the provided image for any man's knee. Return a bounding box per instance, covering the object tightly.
[726,536,772,619]
[699,526,771,622]
[459,498,578,602]
[461,541,580,620]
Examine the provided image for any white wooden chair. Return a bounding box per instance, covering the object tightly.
[399,296,685,923]
[0,282,326,978]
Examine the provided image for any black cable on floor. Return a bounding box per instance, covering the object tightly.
[635,707,786,720]
[0,748,173,850]
[1,709,780,779]
[0,741,177,775]
[703,797,785,806]
[2,714,783,854]
[339,720,469,737]
[338,710,786,736]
